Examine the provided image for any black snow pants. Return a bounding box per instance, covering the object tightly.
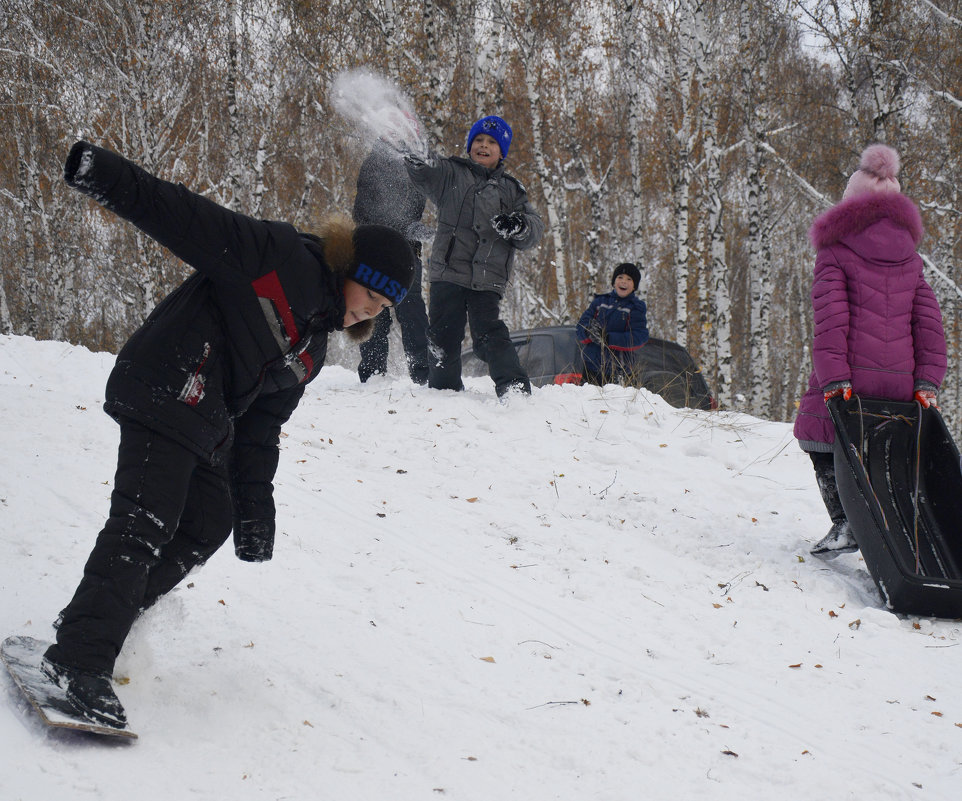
[45,418,231,676]
[427,280,530,396]
[358,257,429,384]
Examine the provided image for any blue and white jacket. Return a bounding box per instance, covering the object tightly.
[577,291,649,383]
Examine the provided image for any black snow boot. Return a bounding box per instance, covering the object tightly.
[41,657,128,727]
[809,451,858,558]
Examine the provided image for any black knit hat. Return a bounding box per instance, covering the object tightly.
[611,262,641,290]
[351,224,416,305]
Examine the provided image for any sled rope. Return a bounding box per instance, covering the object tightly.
[849,398,889,531]
[848,400,925,574]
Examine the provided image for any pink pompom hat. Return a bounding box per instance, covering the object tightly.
[842,143,901,200]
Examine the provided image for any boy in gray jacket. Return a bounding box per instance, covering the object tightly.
[405,115,543,396]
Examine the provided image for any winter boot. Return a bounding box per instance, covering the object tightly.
[41,657,128,727]
[811,521,858,557]
[495,379,532,400]
[809,451,859,558]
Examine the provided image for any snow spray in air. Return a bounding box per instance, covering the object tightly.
[330,69,427,158]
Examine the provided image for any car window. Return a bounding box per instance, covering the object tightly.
[516,335,554,382]
[460,349,488,378]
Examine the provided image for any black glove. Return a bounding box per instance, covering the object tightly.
[492,212,527,240]
[233,519,275,562]
[586,319,605,345]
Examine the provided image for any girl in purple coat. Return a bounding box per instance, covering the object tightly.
[793,144,947,557]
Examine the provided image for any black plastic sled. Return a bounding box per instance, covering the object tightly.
[828,396,962,618]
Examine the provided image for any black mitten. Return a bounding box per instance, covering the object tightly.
[233,519,275,562]
[492,212,527,240]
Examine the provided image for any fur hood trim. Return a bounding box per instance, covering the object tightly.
[318,213,357,277]
[316,213,375,342]
[809,192,923,250]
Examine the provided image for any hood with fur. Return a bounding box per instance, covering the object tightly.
[810,191,923,251]
[316,214,376,343]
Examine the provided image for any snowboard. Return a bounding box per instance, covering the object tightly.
[1,635,137,739]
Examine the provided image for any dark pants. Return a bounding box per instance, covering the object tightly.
[427,281,530,396]
[358,257,429,384]
[46,419,231,675]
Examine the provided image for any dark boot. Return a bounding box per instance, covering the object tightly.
[809,451,858,558]
[496,379,532,398]
[42,657,128,727]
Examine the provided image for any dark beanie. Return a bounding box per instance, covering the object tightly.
[611,262,641,290]
[351,224,416,305]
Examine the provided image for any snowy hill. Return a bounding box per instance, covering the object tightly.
[0,333,959,800]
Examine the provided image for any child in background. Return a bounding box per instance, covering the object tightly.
[577,262,649,386]
[353,132,431,384]
[404,115,544,397]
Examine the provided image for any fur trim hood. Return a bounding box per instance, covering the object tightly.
[315,214,375,342]
[317,213,358,279]
[809,191,923,251]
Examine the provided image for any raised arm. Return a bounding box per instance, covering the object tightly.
[65,141,298,286]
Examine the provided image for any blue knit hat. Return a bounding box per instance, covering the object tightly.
[466,116,512,159]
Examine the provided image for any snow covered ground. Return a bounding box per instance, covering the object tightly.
[1,333,959,800]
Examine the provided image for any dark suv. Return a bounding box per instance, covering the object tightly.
[461,325,716,410]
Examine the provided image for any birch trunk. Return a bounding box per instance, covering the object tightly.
[619,2,647,270]
[505,3,567,317]
[740,0,773,416]
[692,1,731,404]
[664,2,697,346]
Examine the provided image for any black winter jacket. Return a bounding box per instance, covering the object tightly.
[64,141,354,524]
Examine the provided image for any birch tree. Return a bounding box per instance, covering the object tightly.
[739,0,777,416]
[690,0,731,404]
[616,1,650,275]
[650,2,698,346]
[496,0,569,319]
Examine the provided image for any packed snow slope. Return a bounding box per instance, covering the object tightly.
[1,334,959,800]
